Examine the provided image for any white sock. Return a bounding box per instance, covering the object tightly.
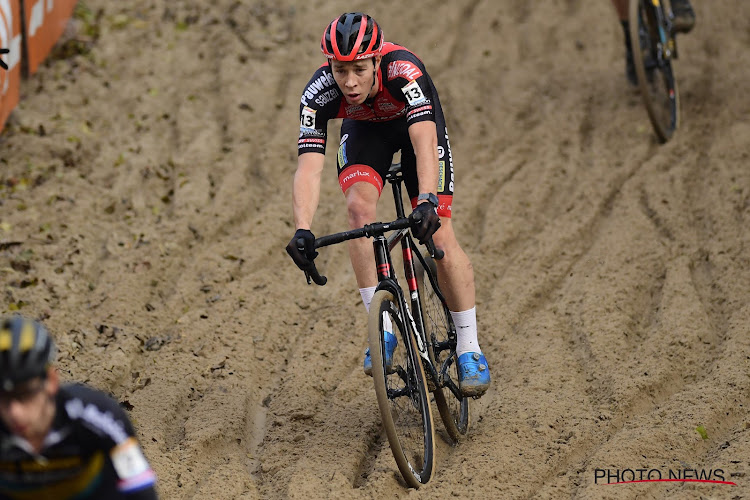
[360,286,377,312]
[451,307,480,357]
[360,286,393,334]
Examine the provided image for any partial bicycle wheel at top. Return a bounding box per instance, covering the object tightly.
[368,289,435,488]
[629,0,680,142]
[415,253,470,443]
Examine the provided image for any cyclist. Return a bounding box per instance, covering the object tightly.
[0,48,8,70]
[611,0,695,85]
[0,315,158,499]
[285,12,490,397]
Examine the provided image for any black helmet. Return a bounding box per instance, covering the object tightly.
[321,12,384,61]
[0,316,56,391]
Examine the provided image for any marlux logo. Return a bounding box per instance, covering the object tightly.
[339,167,382,192]
[387,61,422,81]
[342,169,370,184]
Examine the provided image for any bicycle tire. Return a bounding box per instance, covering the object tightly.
[629,0,680,143]
[416,255,470,443]
[368,289,435,487]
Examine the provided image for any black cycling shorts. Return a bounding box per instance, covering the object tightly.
[335,117,455,217]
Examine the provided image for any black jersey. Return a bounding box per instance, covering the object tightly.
[0,384,157,499]
[298,42,443,155]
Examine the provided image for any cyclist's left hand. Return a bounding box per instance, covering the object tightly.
[410,202,440,244]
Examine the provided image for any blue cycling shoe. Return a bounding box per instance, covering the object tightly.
[457,352,490,397]
[364,331,398,376]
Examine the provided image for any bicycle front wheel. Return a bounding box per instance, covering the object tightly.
[417,255,470,443]
[630,0,680,142]
[368,289,435,488]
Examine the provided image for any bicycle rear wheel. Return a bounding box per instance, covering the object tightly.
[368,289,435,487]
[629,0,680,143]
[416,255,470,443]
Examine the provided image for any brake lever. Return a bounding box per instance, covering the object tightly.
[297,238,327,286]
[425,238,445,260]
[409,210,444,259]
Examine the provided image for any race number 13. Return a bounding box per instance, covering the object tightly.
[300,106,316,131]
[401,80,426,106]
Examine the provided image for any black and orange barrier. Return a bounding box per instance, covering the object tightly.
[0,0,22,131]
[0,0,77,131]
[23,0,77,75]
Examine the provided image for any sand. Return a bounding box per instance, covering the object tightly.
[1,0,748,498]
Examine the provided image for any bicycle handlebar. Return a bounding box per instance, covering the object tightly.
[296,238,328,286]
[299,213,443,286]
[315,217,413,250]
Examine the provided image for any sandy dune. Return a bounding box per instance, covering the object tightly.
[1,0,748,498]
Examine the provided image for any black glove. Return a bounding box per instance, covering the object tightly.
[0,48,8,71]
[410,202,441,244]
[286,229,318,271]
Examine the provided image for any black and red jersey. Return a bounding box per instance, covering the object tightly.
[298,42,442,155]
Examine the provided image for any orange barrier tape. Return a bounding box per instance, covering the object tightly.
[24,0,78,75]
[0,0,21,131]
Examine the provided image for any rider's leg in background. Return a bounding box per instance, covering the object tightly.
[611,0,628,20]
[611,0,637,86]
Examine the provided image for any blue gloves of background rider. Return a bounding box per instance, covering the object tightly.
[285,200,441,272]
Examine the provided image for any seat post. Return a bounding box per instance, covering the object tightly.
[386,162,406,218]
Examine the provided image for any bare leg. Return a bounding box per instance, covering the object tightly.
[611,0,629,20]
[344,182,380,288]
[431,218,475,313]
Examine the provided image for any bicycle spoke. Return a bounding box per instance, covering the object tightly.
[416,255,470,442]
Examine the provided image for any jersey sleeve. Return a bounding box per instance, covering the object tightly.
[63,384,158,497]
[110,437,158,496]
[382,51,438,126]
[298,65,342,155]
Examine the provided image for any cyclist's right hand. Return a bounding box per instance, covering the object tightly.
[286,229,318,271]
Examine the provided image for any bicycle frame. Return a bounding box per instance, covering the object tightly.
[302,164,468,486]
[649,0,678,60]
[372,167,462,399]
[303,164,461,398]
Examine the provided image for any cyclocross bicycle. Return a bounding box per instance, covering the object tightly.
[629,0,681,142]
[297,163,470,488]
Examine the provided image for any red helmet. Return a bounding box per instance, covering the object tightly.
[321,12,384,61]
